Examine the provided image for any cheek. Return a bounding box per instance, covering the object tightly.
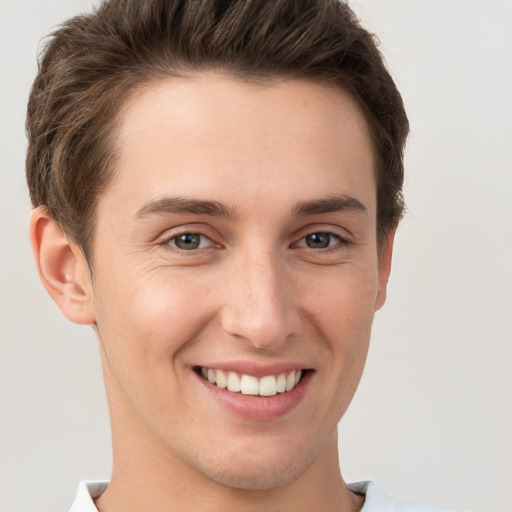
[303,266,377,375]
[305,263,379,329]
[92,270,215,426]
[93,268,215,365]
[293,268,376,429]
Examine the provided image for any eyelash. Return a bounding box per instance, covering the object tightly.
[164,232,216,251]
[159,229,351,253]
[293,232,348,250]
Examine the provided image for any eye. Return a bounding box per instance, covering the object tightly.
[296,232,342,249]
[168,232,213,250]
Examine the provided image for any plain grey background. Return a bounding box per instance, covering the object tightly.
[1,1,511,511]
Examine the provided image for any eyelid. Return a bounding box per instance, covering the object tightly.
[168,233,214,250]
[156,224,222,250]
[294,232,344,248]
[291,224,354,245]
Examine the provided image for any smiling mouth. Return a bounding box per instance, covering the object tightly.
[194,366,307,396]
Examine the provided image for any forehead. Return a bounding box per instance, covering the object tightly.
[116,74,372,155]
[104,74,375,219]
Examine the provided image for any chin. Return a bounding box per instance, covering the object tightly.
[204,462,306,491]
[192,440,321,491]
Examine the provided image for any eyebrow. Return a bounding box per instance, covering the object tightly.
[292,194,367,217]
[136,197,235,219]
[135,193,367,220]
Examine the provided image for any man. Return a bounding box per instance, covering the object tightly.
[25,0,460,510]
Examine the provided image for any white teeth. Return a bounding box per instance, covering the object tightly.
[259,375,277,396]
[286,372,295,391]
[215,369,227,389]
[227,371,241,392]
[241,375,259,395]
[276,373,286,393]
[200,367,304,396]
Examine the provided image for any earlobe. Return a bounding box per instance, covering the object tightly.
[374,228,396,311]
[29,206,96,325]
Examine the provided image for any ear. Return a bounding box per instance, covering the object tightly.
[374,227,396,311]
[29,206,96,325]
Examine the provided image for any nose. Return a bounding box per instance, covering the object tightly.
[220,248,300,350]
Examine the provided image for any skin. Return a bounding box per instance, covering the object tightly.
[31,75,394,512]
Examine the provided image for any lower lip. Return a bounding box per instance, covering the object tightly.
[195,371,312,421]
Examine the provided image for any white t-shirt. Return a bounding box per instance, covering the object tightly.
[68,480,464,511]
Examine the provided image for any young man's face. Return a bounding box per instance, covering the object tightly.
[85,75,392,489]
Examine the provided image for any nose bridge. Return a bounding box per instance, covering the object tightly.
[221,244,297,349]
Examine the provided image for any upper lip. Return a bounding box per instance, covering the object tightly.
[194,361,312,378]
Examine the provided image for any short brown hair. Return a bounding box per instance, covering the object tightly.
[26,0,409,259]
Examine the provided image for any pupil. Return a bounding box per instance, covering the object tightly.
[176,233,200,250]
[306,233,330,248]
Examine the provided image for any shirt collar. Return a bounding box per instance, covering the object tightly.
[68,481,108,512]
